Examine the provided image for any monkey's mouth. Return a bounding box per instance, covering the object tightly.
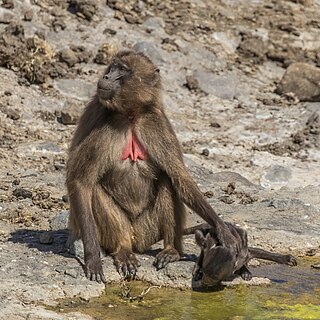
[98,87,114,100]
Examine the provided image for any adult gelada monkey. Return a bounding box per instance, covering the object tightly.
[66,50,239,283]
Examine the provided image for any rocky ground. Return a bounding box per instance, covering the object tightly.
[0,0,320,319]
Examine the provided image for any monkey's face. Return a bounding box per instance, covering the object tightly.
[194,230,238,286]
[97,50,161,111]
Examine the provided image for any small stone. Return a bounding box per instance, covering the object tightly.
[54,79,96,101]
[193,69,238,100]
[5,108,20,120]
[23,9,33,21]
[54,160,65,171]
[103,28,117,35]
[12,179,20,186]
[311,264,320,269]
[1,0,14,9]
[185,75,199,91]
[201,149,209,156]
[59,48,78,67]
[264,165,292,183]
[219,195,235,204]
[39,232,54,244]
[94,43,117,65]
[124,14,139,24]
[276,63,320,102]
[59,99,81,125]
[0,7,15,23]
[52,18,66,32]
[204,191,214,198]
[210,122,221,128]
[13,188,33,199]
[68,238,84,259]
[50,210,69,230]
[133,41,165,64]
[64,268,79,278]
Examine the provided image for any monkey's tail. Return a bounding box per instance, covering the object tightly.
[183,223,211,235]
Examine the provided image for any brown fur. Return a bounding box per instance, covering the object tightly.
[66,50,237,282]
[190,223,297,287]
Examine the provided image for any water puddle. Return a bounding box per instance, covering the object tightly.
[53,260,320,320]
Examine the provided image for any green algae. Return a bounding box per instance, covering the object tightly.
[53,279,320,320]
[52,258,320,319]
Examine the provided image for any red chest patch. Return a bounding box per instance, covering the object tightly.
[121,131,147,161]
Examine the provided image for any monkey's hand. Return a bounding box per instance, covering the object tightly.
[281,255,298,266]
[154,247,180,270]
[113,249,141,280]
[85,254,106,283]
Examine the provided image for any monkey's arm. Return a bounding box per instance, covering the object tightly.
[66,141,108,283]
[248,247,297,266]
[144,114,237,248]
[68,181,106,283]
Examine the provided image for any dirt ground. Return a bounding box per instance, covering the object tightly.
[0,0,320,319]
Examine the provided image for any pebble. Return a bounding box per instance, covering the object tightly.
[133,41,165,64]
[0,7,15,23]
[12,188,32,199]
[59,99,81,125]
[59,49,78,67]
[276,63,320,102]
[50,211,69,230]
[39,232,54,245]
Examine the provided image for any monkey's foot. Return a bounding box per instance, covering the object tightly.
[282,255,298,266]
[192,264,204,281]
[154,247,180,270]
[85,256,106,283]
[237,266,253,281]
[113,249,141,280]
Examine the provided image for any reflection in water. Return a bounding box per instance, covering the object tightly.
[54,262,320,320]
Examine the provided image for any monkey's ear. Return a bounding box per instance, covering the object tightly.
[150,68,160,86]
[195,230,206,248]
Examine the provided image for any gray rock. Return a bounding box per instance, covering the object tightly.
[133,41,165,64]
[68,238,84,259]
[4,108,20,120]
[53,79,96,101]
[64,268,79,279]
[143,17,165,34]
[12,188,32,199]
[276,63,320,101]
[0,8,15,23]
[59,99,82,125]
[39,232,54,245]
[50,210,69,230]
[264,165,292,182]
[211,31,241,54]
[16,141,62,156]
[59,48,78,67]
[193,70,238,100]
[260,165,292,189]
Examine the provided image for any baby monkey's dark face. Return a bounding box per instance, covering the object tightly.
[194,229,238,286]
[97,50,161,110]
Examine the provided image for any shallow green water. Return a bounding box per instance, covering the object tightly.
[55,263,320,320]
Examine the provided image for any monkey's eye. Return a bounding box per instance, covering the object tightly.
[120,65,129,72]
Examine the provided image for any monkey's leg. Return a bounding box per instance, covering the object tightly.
[92,186,141,279]
[153,179,186,270]
[235,265,253,281]
[248,248,297,266]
